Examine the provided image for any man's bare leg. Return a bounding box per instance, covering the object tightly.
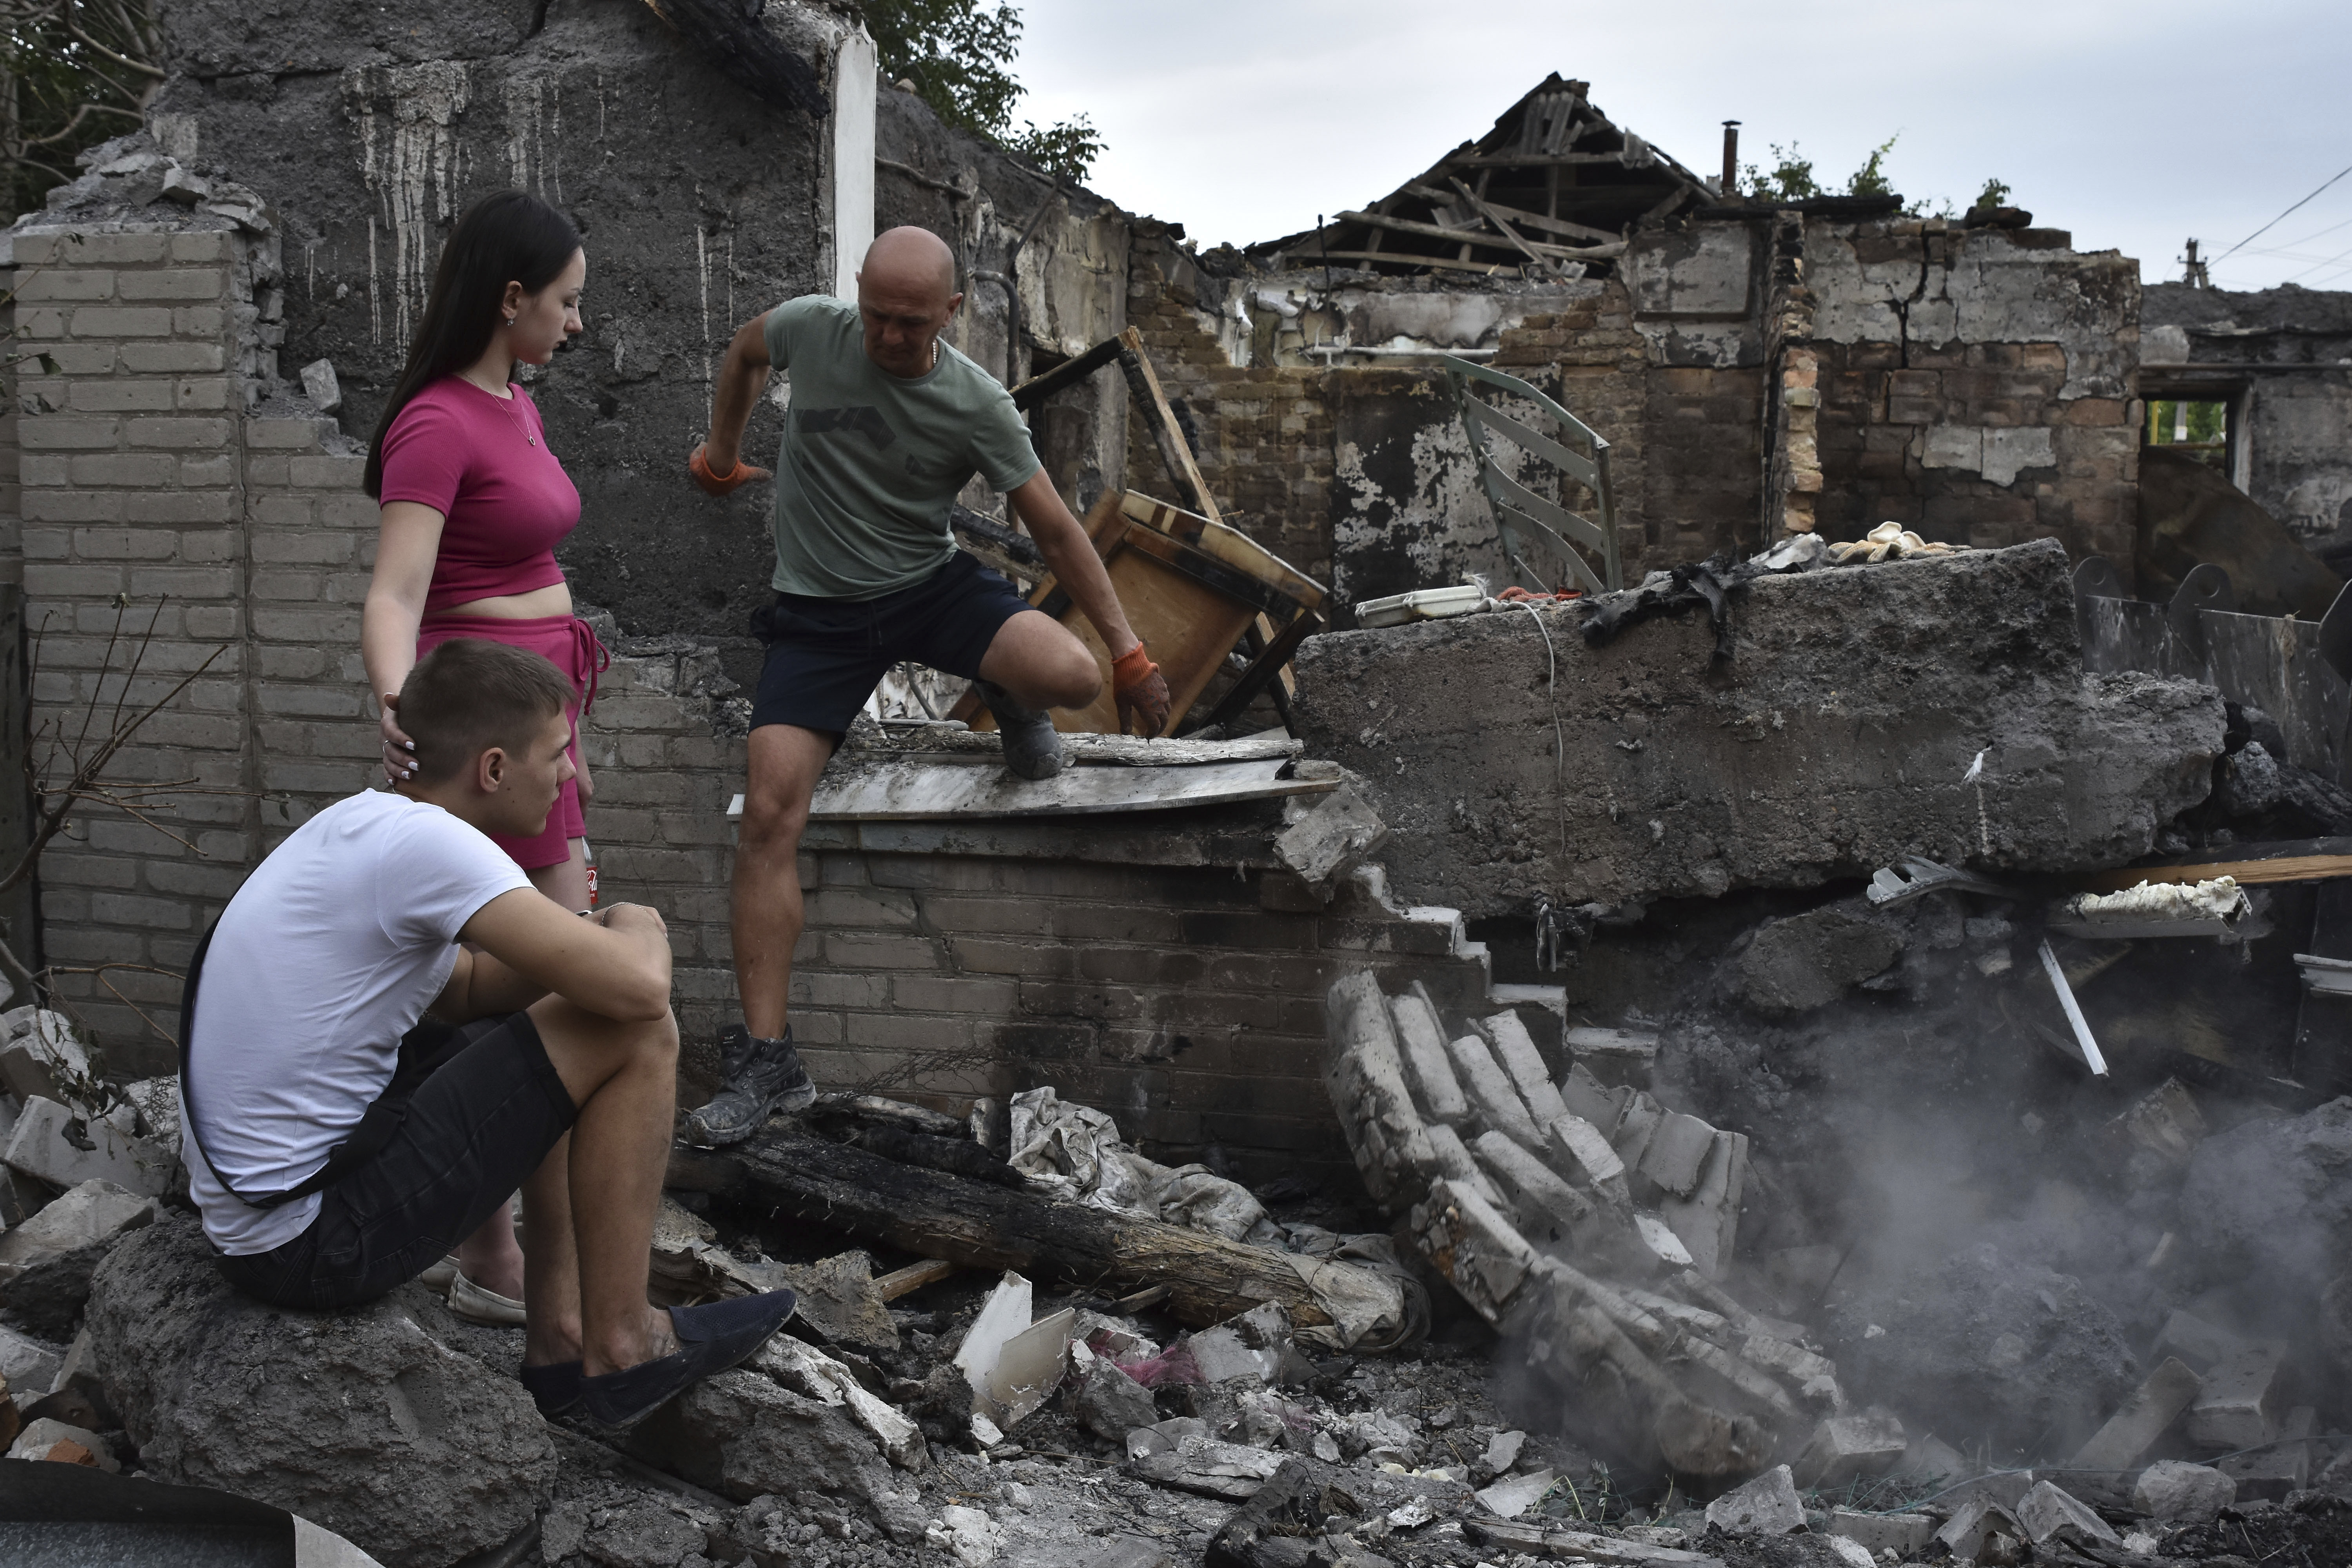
[977,610,1102,711]
[731,724,834,1039]
[520,994,682,1376]
[455,836,592,1302]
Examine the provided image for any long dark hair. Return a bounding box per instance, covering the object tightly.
[363,190,582,498]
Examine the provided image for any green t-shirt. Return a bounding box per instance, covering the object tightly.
[763,295,1041,600]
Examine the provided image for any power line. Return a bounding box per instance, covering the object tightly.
[2213,159,2352,264]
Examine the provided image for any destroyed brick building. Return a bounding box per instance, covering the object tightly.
[6,2,2352,1565]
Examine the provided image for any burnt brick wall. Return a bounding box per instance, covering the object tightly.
[1805,220,2140,561]
[1125,224,1337,587]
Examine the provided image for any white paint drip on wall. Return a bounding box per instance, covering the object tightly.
[346,61,473,349]
[697,225,712,388]
[365,216,382,344]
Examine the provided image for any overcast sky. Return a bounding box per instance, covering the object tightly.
[1008,0,2351,294]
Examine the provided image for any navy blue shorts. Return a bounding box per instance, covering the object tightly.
[749,549,1033,735]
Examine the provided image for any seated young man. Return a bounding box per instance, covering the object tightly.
[180,637,793,1432]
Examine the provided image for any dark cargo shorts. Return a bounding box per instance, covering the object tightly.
[211,1012,577,1311]
[748,549,1033,736]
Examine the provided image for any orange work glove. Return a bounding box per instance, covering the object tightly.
[689,443,770,495]
[1112,641,1172,738]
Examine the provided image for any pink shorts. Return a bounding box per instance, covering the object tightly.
[413,613,610,870]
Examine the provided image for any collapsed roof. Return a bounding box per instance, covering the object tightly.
[1249,73,1714,281]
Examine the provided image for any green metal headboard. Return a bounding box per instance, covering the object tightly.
[1441,354,1622,595]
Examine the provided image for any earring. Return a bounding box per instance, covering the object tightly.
[503,315,516,325]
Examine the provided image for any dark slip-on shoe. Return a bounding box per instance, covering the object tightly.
[575,1288,799,1434]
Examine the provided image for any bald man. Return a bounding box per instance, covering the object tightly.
[683,226,1172,1146]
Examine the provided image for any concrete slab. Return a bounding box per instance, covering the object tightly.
[2071,1356,2204,1469]
[2,1097,175,1198]
[2188,1346,2283,1451]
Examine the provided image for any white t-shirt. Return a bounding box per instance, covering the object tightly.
[181,790,532,1254]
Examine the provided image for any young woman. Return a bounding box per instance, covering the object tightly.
[359,189,608,1324]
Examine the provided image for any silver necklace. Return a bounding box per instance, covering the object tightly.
[467,372,538,447]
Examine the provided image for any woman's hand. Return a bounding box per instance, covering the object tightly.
[380,693,417,785]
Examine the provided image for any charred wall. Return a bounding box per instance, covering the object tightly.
[1804,219,2141,563]
[136,0,1134,673]
[2142,281,2352,553]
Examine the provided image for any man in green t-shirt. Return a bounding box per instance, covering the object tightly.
[682,225,1172,1146]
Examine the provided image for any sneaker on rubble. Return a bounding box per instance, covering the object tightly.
[977,679,1066,781]
[682,1023,815,1147]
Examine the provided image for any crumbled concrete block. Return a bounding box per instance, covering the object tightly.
[2072,1356,2205,1468]
[1544,1113,1631,1208]
[1822,1538,1874,1568]
[3,1096,174,1198]
[298,357,343,414]
[1391,994,1468,1126]
[0,1012,94,1110]
[1325,973,1441,1209]
[157,164,211,204]
[1273,786,1388,900]
[1420,1123,1505,1208]
[2222,1404,2316,1500]
[2115,1078,2206,1164]
[0,1324,62,1398]
[1703,1463,1803,1535]
[1636,1111,1717,1198]
[1471,1128,1594,1246]
[1828,1508,1933,1557]
[1446,1031,1544,1149]
[1075,1361,1158,1443]
[7,1415,116,1470]
[1481,1428,1526,1478]
[2155,1308,2248,1371]
[1562,1026,1656,1088]
[1935,1498,2021,1560]
[0,1179,159,1337]
[1482,1010,1569,1125]
[1633,1213,1692,1268]
[2188,1345,2283,1451]
[2015,1479,2121,1549]
[1408,1179,1538,1324]
[1608,1090,1660,1169]
[1656,1130,1748,1278]
[755,1334,928,1469]
[1558,1062,1623,1137]
[2133,1459,2236,1521]
[1793,1411,1906,1489]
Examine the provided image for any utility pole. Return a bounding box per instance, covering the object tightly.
[2183,238,2210,289]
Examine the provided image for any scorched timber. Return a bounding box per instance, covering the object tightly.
[668,1128,1336,1331]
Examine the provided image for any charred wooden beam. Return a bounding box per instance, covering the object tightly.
[667,1125,1370,1334]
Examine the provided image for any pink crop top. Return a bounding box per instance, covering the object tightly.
[376,377,583,613]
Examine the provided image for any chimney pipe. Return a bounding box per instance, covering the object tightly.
[1721,121,1741,199]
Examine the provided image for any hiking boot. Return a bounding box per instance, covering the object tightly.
[977,679,1066,781]
[682,1024,815,1147]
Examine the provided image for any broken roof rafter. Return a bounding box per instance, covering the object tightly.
[1252,71,1711,281]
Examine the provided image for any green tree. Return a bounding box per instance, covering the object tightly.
[1,0,162,224]
[854,0,1103,183]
